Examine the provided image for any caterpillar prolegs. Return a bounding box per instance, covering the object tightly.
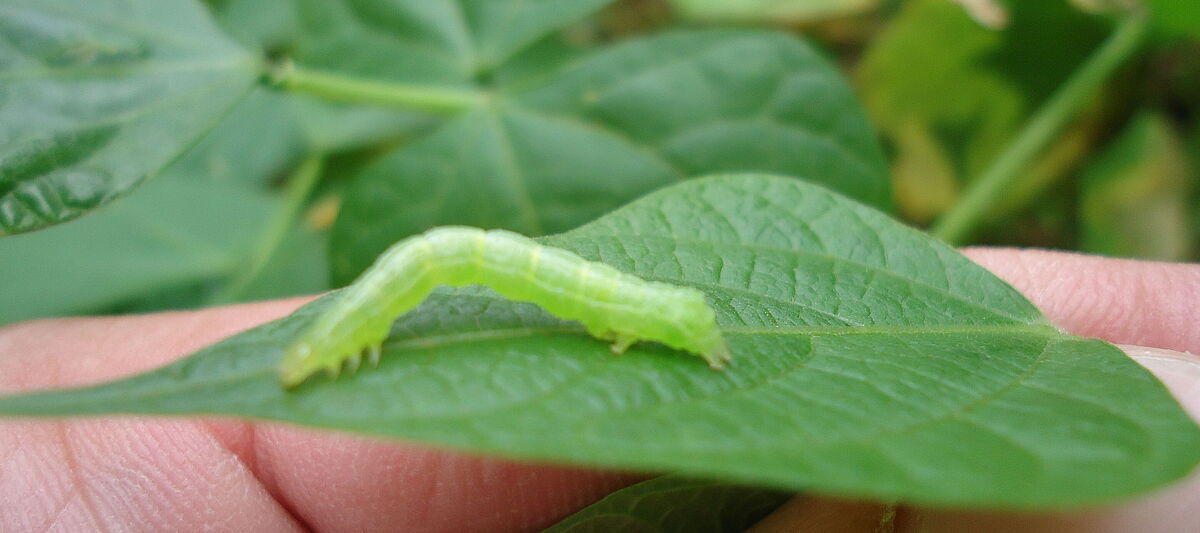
[279,227,730,387]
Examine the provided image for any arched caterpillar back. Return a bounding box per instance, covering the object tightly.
[279,226,730,387]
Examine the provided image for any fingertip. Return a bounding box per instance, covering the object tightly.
[962,248,1200,355]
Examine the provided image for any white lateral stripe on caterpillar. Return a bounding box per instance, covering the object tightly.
[279,226,730,387]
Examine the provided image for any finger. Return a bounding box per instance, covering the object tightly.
[0,417,305,532]
[0,299,634,533]
[0,299,315,533]
[963,248,1200,354]
[249,426,635,532]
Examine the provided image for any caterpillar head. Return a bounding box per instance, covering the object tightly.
[279,341,319,388]
[657,290,730,369]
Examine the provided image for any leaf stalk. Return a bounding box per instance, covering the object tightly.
[930,12,1149,244]
[268,60,483,113]
[209,153,325,305]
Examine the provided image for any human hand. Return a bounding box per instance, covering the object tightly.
[0,297,636,532]
[1,249,1197,532]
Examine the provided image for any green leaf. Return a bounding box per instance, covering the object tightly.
[0,87,326,320]
[1147,0,1200,40]
[668,0,878,23]
[858,0,1107,222]
[287,97,437,153]
[232,225,328,303]
[283,0,614,150]
[0,175,273,324]
[331,30,891,283]
[97,223,328,317]
[162,88,305,188]
[889,120,959,225]
[0,0,259,234]
[293,0,613,79]
[1080,113,1195,260]
[208,0,301,51]
[0,82,323,323]
[2,174,1195,508]
[1192,128,1200,257]
[543,476,790,533]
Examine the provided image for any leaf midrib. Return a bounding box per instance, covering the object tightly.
[323,327,1063,432]
[577,232,1039,324]
[0,318,1059,413]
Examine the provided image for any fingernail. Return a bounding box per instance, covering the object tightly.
[1120,345,1200,422]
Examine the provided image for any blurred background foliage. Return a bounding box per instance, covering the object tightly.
[0,0,1196,324]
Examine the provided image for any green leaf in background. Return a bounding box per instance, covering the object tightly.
[0,70,324,324]
[888,120,960,224]
[668,0,878,24]
[858,0,1107,224]
[331,29,891,283]
[294,0,613,80]
[1192,128,1200,253]
[163,88,305,188]
[543,476,790,533]
[233,225,327,303]
[0,0,259,234]
[208,0,301,52]
[2,174,1195,508]
[0,171,327,325]
[1080,113,1195,260]
[281,0,614,151]
[0,175,269,324]
[1147,0,1200,40]
[101,224,328,317]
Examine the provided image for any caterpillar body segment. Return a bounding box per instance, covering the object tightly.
[279,227,730,387]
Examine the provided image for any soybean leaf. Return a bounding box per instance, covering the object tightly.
[0,83,318,323]
[99,224,328,317]
[290,0,613,85]
[0,175,269,324]
[1,174,1196,508]
[332,29,891,283]
[0,171,328,324]
[1147,0,1200,40]
[232,226,328,304]
[543,476,790,533]
[858,0,1107,223]
[284,0,614,151]
[0,0,259,234]
[208,0,301,51]
[1192,128,1200,255]
[668,0,878,23]
[163,88,305,188]
[1080,113,1195,260]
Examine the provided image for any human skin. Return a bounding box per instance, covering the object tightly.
[0,248,1197,532]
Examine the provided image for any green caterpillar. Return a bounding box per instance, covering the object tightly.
[279,226,731,387]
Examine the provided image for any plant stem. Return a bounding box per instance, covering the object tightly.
[268,60,483,113]
[209,154,325,305]
[929,13,1148,245]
